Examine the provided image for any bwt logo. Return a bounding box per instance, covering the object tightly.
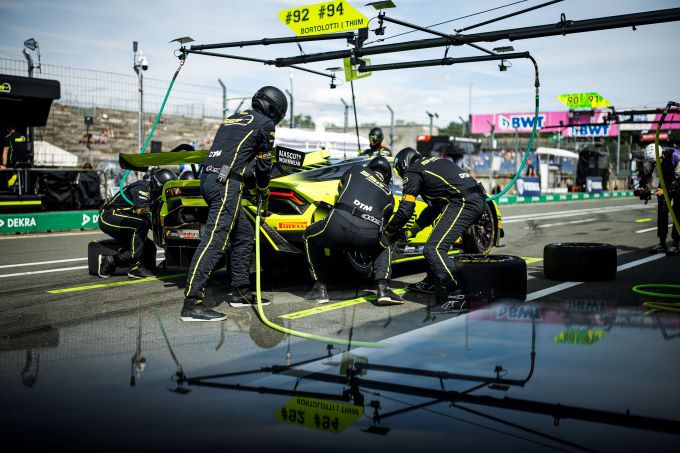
[498,115,545,131]
[570,125,611,137]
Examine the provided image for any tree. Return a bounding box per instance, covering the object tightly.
[294,114,315,129]
[438,121,465,136]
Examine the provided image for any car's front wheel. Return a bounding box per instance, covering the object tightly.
[462,202,496,255]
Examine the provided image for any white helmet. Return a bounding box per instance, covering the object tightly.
[644,143,664,162]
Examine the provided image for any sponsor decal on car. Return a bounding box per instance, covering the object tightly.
[277,221,308,230]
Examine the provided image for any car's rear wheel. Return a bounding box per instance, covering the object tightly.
[462,202,496,254]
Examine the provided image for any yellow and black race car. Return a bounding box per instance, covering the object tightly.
[119,146,503,278]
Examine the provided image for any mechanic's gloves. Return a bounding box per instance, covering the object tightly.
[257,187,271,217]
[385,229,408,244]
[408,223,422,239]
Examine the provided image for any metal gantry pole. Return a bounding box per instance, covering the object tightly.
[218,78,227,121]
[386,104,394,149]
[340,98,350,134]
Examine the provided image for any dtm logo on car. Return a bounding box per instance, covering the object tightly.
[353,199,372,212]
[0,217,36,228]
[498,114,545,132]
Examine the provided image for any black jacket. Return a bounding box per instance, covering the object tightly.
[103,180,151,211]
[336,166,394,227]
[386,157,479,235]
[204,109,275,190]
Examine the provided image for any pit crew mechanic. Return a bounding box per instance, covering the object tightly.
[98,168,177,278]
[181,86,287,322]
[644,144,680,255]
[360,127,392,157]
[384,147,486,312]
[304,156,403,305]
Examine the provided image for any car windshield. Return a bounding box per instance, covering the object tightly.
[292,158,369,182]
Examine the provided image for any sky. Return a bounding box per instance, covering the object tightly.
[1,0,679,128]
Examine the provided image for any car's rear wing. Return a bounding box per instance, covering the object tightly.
[119,150,209,171]
[119,146,331,172]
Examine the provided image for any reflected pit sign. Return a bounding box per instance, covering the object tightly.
[557,92,610,109]
[275,397,363,433]
[279,1,368,36]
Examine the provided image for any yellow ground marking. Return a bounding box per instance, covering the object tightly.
[279,288,408,320]
[635,218,652,223]
[521,256,543,264]
[47,273,185,294]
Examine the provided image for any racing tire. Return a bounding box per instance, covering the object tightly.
[453,254,527,301]
[543,243,617,282]
[88,239,157,276]
[342,249,374,280]
[462,202,496,255]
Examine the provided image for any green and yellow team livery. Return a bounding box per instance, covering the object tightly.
[119,147,503,276]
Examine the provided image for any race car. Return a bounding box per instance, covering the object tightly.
[119,146,503,278]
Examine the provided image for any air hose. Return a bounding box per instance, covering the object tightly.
[485,55,540,202]
[254,201,386,348]
[119,53,187,206]
[631,101,680,315]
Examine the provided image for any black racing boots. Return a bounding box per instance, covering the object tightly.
[226,287,270,307]
[98,255,117,278]
[305,282,330,304]
[181,298,228,322]
[376,281,404,305]
[406,275,436,294]
[128,263,154,279]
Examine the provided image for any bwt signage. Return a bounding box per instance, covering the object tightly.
[471,111,618,137]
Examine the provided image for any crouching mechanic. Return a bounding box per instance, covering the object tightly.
[384,148,486,312]
[644,144,680,255]
[98,168,177,278]
[181,86,287,322]
[304,156,403,305]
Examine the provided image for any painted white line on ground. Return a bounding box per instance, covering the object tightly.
[0,231,103,240]
[635,224,672,234]
[504,204,652,224]
[0,251,165,277]
[523,218,596,229]
[525,254,665,302]
[0,258,85,269]
[0,266,88,278]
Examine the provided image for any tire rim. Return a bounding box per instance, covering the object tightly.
[345,249,373,271]
[472,206,494,252]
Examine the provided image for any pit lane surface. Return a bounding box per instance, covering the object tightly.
[1,197,679,451]
[0,197,665,336]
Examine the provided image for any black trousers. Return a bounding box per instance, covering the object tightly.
[99,209,150,266]
[657,192,680,244]
[184,174,248,299]
[303,209,391,283]
[423,195,485,291]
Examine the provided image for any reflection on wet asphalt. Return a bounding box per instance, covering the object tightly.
[2,298,679,451]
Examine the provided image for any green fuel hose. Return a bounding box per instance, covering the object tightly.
[485,55,540,202]
[119,53,187,206]
[632,101,680,316]
[254,203,386,348]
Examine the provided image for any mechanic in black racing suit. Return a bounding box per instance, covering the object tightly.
[98,168,177,279]
[360,127,392,157]
[304,156,403,305]
[384,147,486,313]
[181,86,287,322]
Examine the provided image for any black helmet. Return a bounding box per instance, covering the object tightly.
[367,155,392,186]
[369,127,384,147]
[179,170,195,180]
[252,86,288,125]
[150,168,177,199]
[394,147,421,178]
